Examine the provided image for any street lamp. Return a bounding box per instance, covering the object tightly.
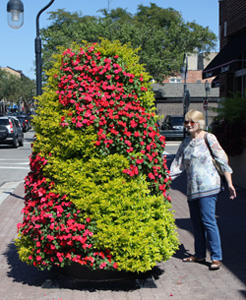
[180,53,190,139]
[35,0,55,96]
[7,0,24,29]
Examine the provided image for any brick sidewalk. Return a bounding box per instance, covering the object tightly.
[0,180,245,300]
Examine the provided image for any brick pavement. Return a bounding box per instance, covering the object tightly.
[0,175,245,300]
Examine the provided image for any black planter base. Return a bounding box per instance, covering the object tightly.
[54,262,135,282]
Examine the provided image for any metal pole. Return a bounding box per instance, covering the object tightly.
[35,0,55,96]
[182,53,189,139]
[205,80,210,131]
[205,90,208,131]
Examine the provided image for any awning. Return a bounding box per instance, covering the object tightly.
[202,31,246,79]
[211,76,220,88]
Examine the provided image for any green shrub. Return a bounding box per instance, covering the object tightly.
[212,95,246,156]
[16,39,179,272]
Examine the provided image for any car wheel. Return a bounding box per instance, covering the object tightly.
[0,125,8,139]
[19,137,24,147]
[12,137,18,148]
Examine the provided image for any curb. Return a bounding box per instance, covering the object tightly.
[0,181,24,205]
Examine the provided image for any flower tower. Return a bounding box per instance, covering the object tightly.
[16,40,179,273]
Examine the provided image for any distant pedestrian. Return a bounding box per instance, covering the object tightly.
[170,109,236,270]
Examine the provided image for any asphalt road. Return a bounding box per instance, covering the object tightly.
[164,140,181,155]
[0,129,34,187]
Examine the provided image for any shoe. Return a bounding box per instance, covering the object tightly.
[209,260,221,270]
[183,256,205,263]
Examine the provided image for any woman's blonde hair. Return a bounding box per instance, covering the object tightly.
[185,109,205,130]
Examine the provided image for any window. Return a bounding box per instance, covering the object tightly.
[169,77,181,83]
[224,21,227,37]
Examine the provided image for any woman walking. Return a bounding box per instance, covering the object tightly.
[170,109,236,270]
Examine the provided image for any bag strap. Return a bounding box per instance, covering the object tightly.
[204,133,215,159]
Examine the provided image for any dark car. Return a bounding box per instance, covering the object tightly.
[0,116,24,147]
[16,115,31,132]
[160,115,184,139]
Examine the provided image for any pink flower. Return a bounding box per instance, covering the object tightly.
[100,262,107,269]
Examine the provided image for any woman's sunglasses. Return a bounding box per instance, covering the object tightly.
[184,120,196,125]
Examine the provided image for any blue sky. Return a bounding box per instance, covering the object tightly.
[0,0,219,80]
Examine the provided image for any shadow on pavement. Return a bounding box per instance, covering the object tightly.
[4,241,163,291]
[216,188,246,286]
[8,192,24,200]
[169,164,246,287]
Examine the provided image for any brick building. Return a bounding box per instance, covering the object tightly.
[203,0,246,98]
[153,53,220,124]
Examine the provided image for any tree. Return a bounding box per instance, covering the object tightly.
[41,4,217,82]
[14,76,36,112]
[0,68,35,112]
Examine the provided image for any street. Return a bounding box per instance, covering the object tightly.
[164,140,181,155]
[0,129,34,187]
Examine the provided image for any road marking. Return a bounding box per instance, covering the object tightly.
[0,159,29,170]
[0,162,28,165]
[0,166,29,170]
[0,159,28,160]
[165,142,182,146]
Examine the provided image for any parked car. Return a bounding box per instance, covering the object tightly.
[16,115,31,132]
[160,115,185,139]
[0,116,24,147]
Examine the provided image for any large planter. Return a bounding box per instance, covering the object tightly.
[55,263,136,282]
[229,148,246,189]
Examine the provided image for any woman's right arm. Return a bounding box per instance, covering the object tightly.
[224,171,237,199]
[170,141,185,180]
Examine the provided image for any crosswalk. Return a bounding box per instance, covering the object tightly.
[0,159,29,170]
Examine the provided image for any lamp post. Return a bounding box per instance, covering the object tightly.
[180,53,190,139]
[35,0,55,96]
[7,0,24,29]
[204,80,210,131]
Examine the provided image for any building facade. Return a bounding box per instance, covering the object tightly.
[153,53,220,124]
[203,0,246,98]
[1,66,25,78]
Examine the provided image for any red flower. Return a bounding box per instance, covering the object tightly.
[148,173,155,179]
[130,120,138,128]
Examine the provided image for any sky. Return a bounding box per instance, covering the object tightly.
[0,0,219,80]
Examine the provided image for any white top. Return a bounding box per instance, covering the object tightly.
[170,133,232,201]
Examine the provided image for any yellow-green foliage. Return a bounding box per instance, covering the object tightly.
[42,153,178,272]
[15,235,33,265]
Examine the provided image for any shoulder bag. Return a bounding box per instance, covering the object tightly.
[204,133,226,191]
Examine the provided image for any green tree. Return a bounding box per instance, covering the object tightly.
[14,76,36,112]
[41,4,217,82]
[0,69,17,101]
[0,69,35,112]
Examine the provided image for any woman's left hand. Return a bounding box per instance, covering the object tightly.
[224,171,237,199]
[228,184,237,199]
